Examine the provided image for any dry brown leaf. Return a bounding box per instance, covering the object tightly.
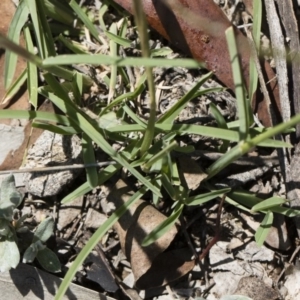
[240,212,291,251]
[107,179,195,289]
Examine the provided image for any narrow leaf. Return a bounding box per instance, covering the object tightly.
[255,210,273,247]
[33,217,54,243]
[82,133,98,188]
[4,0,29,88]
[24,27,38,108]
[226,27,250,139]
[186,188,231,206]
[252,196,287,212]
[69,0,101,43]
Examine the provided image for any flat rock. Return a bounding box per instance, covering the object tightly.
[84,208,107,229]
[22,131,82,197]
[233,276,279,300]
[57,196,84,230]
[0,263,115,300]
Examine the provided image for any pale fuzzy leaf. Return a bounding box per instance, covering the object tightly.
[0,238,20,272]
[0,175,22,220]
[33,217,54,243]
[0,175,15,202]
[0,219,13,238]
[23,243,38,263]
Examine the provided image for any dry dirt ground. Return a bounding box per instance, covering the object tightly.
[1,1,300,300]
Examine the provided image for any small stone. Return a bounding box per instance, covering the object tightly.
[57,196,84,229]
[85,208,107,229]
[22,131,82,197]
[234,276,279,300]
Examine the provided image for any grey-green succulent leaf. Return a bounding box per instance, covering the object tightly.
[33,216,54,243]
[0,175,23,220]
[0,236,20,272]
[0,219,14,238]
[23,242,40,263]
[36,247,61,273]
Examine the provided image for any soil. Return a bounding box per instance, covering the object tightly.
[1,1,300,300]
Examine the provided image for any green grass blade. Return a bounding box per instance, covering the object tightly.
[209,103,227,128]
[0,109,71,126]
[42,54,203,68]
[255,210,273,247]
[98,2,109,31]
[1,69,27,104]
[24,27,38,108]
[251,196,286,212]
[69,0,102,43]
[107,122,291,148]
[32,123,78,135]
[142,141,178,172]
[105,31,131,47]
[209,102,230,152]
[228,190,262,209]
[61,182,92,205]
[56,34,88,54]
[41,74,161,196]
[122,104,147,127]
[35,0,56,56]
[252,0,262,48]
[151,47,173,57]
[100,73,146,116]
[161,173,177,200]
[207,112,300,179]
[225,27,250,139]
[243,113,300,147]
[61,164,121,204]
[4,0,29,88]
[108,23,118,102]
[185,188,231,206]
[225,195,252,212]
[0,33,42,66]
[55,186,148,299]
[43,0,75,25]
[270,206,300,217]
[248,0,262,104]
[25,0,54,58]
[82,133,98,188]
[206,142,244,179]
[132,0,157,156]
[142,202,184,247]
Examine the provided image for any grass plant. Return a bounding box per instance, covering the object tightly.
[0,0,299,298]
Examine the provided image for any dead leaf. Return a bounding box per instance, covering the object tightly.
[240,212,291,251]
[107,179,195,289]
